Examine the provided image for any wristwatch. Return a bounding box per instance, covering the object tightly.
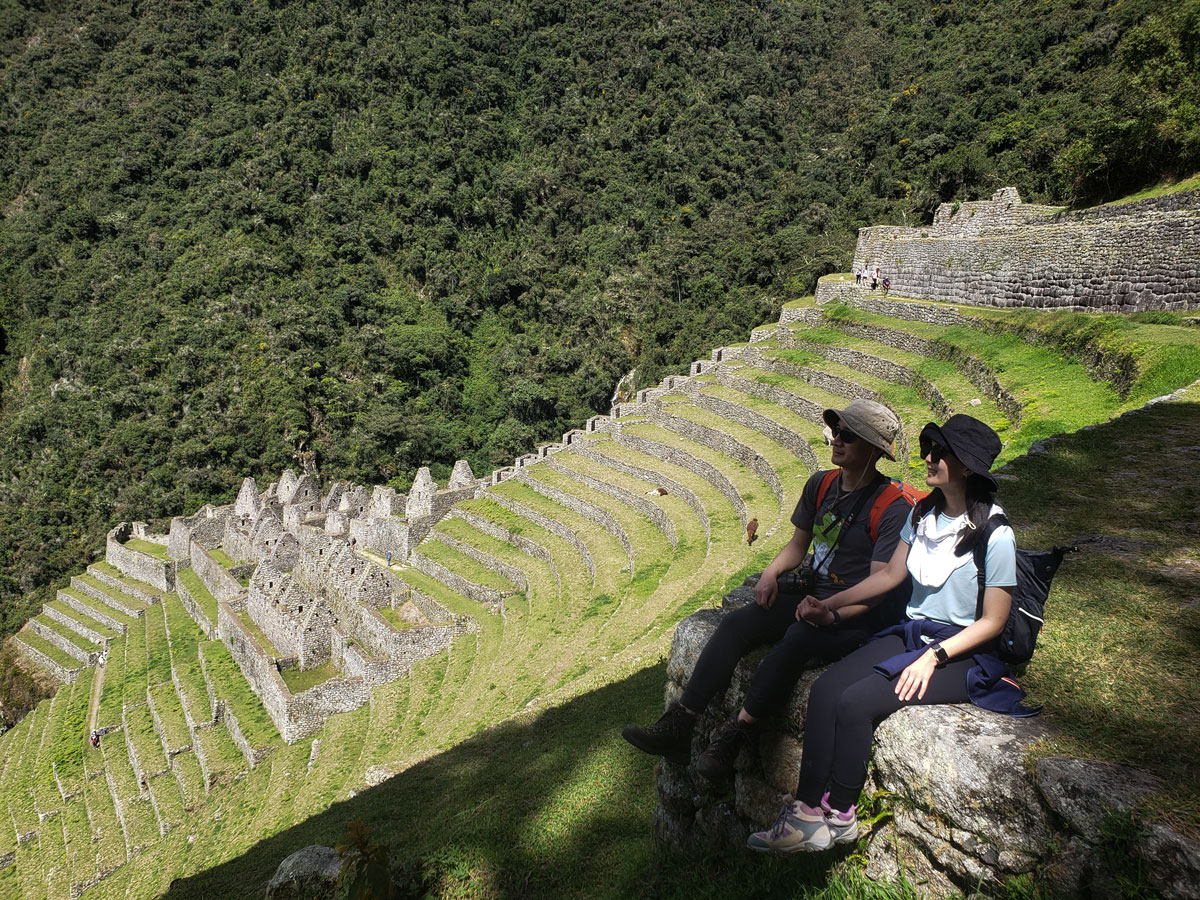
[829,608,841,626]
[929,642,949,667]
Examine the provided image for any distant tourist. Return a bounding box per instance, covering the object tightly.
[854,269,862,286]
[746,415,1024,854]
[623,400,913,780]
[386,551,392,566]
[870,269,879,291]
[90,730,99,749]
[882,276,891,296]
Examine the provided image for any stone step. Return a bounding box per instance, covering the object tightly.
[43,600,119,647]
[479,490,598,584]
[12,631,85,684]
[28,614,102,664]
[447,506,563,590]
[633,400,786,506]
[673,378,824,472]
[608,424,750,528]
[512,467,637,575]
[565,438,713,550]
[72,574,149,620]
[56,585,137,634]
[88,562,165,605]
[542,457,679,551]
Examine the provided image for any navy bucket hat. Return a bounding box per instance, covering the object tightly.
[919,414,1002,491]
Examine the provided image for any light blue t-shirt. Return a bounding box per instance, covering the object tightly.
[900,512,1017,627]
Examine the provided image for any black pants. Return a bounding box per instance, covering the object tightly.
[793,634,974,811]
[680,595,879,720]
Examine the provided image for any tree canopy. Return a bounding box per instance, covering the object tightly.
[0,0,1196,637]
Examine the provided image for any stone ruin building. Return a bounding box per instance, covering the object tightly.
[163,463,484,742]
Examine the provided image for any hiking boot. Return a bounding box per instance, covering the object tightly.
[820,793,860,844]
[746,795,832,854]
[695,714,755,781]
[622,703,694,764]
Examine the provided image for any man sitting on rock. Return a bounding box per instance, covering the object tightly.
[623,399,913,780]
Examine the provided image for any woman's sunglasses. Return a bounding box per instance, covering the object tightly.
[919,437,949,463]
[831,424,859,444]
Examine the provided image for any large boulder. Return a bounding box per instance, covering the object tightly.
[266,845,341,900]
[653,578,1200,899]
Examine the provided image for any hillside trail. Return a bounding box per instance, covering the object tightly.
[87,651,105,734]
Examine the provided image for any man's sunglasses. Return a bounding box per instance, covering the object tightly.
[831,424,860,444]
[919,437,950,463]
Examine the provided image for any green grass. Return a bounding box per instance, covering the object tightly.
[124,538,169,560]
[125,702,169,776]
[45,600,120,640]
[59,585,140,632]
[199,641,279,751]
[1085,171,1200,207]
[91,560,166,599]
[177,568,219,626]
[207,548,238,568]
[995,386,1200,828]
[280,662,338,694]
[14,629,81,672]
[236,611,281,659]
[30,613,97,656]
[149,682,192,754]
[96,633,128,731]
[416,536,521,594]
[75,572,151,612]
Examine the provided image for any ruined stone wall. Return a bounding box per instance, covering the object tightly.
[190,541,243,605]
[106,524,174,591]
[853,188,1200,311]
[174,562,217,639]
[217,601,364,744]
[13,637,80,683]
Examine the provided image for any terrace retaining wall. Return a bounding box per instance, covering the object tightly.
[852,187,1200,312]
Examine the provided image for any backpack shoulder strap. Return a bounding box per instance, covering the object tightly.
[813,469,841,513]
[973,513,1008,620]
[867,480,927,542]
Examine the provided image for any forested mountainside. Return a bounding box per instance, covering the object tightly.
[0,0,1197,640]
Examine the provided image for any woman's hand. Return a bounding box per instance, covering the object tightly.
[895,650,939,701]
[797,595,832,626]
[754,573,779,609]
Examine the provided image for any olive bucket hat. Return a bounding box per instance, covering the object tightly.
[822,399,902,461]
[919,414,1002,490]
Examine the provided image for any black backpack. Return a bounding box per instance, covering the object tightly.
[973,514,1075,665]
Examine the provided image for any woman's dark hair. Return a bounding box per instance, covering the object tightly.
[911,475,996,556]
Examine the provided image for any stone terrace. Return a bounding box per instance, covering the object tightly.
[2,188,1198,898]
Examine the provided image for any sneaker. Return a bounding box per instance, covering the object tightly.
[622,703,694,764]
[695,714,755,781]
[746,795,833,854]
[819,793,859,844]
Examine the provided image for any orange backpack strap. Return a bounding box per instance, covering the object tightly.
[813,469,841,513]
[868,480,928,542]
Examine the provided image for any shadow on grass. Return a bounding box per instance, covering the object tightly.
[163,663,845,900]
[998,398,1200,826]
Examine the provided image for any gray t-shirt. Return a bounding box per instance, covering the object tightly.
[790,469,910,601]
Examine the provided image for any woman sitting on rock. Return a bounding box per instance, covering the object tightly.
[748,414,1019,854]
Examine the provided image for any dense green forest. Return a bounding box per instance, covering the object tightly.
[0,0,1197,639]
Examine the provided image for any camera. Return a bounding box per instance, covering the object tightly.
[776,563,814,596]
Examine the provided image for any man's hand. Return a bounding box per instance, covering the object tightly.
[754,572,779,609]
[797,595,832,626]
